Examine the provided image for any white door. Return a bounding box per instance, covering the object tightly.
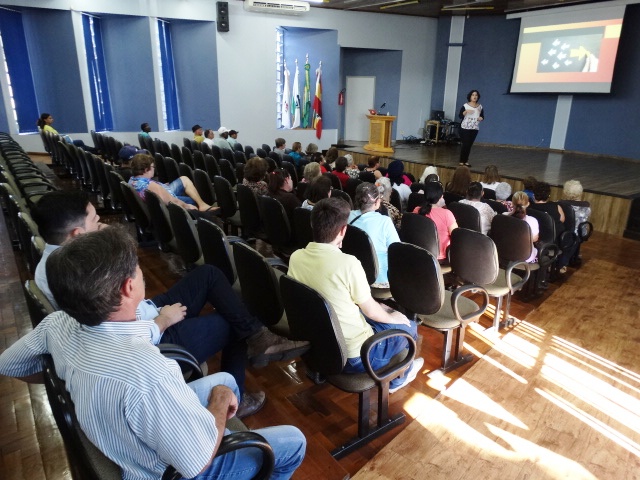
[345,76,375,142]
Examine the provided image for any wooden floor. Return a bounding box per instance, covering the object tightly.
[2,159,640,479]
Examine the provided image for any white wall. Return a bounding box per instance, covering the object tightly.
[5,0,437,153]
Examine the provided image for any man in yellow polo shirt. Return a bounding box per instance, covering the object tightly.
[288,198,423,393]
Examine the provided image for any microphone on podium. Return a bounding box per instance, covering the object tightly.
[378,102,386,114]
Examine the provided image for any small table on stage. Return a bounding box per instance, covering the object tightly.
[364,114,396,153]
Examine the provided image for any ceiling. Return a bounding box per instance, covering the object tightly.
[311,0,610,18]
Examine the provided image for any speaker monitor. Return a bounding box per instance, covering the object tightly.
[217,2,229,32]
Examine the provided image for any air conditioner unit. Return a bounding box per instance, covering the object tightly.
[243,0,311,15]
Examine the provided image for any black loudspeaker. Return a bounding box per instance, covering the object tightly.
[217,2,229,32]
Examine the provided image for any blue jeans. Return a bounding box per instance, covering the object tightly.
[165,178,196,205]
[154,265,264,397]
[343,318,418,389]
[188,374,306,480]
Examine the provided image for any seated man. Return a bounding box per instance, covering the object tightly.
[128,153,217,212]
[140,122,152,138]
[32,191,309,417]
[192,124,205,143]
[274,137,287,158]
[215,127,233,151]
[288,198,423,393]
[0,227,306,479]
[459,181,496,235]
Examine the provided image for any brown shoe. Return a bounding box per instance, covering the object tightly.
[237,391,266,419]
[247,327,310,368]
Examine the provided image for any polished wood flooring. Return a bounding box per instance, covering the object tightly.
[2,159,640,479]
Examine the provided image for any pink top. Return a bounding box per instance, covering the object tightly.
[414,206,457,260]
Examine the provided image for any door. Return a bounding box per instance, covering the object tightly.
[345,76,375,142]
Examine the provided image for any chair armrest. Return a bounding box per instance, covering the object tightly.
[578,221,593,242]
[158,343,203,381]
[534,241,560,266]
[266,257,289,273]
[227,235,248,245]
[505,261,531,293]
[360,329,416,384]
[558,230,576,250]
[451,284,489,323]
[161,432,275,480]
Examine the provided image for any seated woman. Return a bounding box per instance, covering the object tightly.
[301,175,332,210]
[562,179,591,234]
[480,164,501,190]
[507,191,539,263]
[413,182,458,261]
[242,157,269,195]
[37,113,96,153]
[365,156,383,179]
[374,176,402,229]
[268,168,301,222]
[445,165,471,199]
[386,160,412,210]
[128,154,214,212]
[529,181,565,236]
[348,182,400,288]
[459,181,496,235]
[522,175,537,203]
[325,146,339,170]
[288,142,304,167]
[331,157,350,189]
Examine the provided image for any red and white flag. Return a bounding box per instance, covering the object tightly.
[312,63,322,139]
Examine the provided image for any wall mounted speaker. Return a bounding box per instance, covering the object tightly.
[217,2,229,32]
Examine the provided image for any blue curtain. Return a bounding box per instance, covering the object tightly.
[82,14,113,131]
[158,20,180,131]
[0,9,39,133]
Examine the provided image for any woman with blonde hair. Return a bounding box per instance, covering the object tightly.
[481,165,501,190]
[445,165,471,197]
[508,191,539,263]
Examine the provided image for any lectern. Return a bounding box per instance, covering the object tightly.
[364,114,396,153]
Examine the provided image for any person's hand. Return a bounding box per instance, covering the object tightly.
[209,385,238,420]
[478,117,483,122]
[464,110,472,115]
[156,303,187,330]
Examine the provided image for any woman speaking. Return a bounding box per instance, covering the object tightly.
[458,90,484,167]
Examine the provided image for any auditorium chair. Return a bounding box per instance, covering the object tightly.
[196,217,243,287]
[292,207,313,250]
[145,190,178,254]
[448,201,481,232]
[120,181,154,244]
[236,183,267,241]
[193,168,216,206]
[212,176,242,235]
[256,195,297,259]
[167,202,204,269]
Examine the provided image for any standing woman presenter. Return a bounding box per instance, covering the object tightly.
[458,90,484,167]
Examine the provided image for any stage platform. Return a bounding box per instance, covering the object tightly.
[337,141,640,237]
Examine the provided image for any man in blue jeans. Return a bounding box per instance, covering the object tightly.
[32,190,309,418]
[288,197,423,392]
[0,227,305,479]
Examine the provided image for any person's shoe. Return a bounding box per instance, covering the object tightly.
[247,327,310,368]
[306,369,326,385]
[464,162,471,167]
[389,357,424,394]
[559,266,568,274]
[236,391,266,419]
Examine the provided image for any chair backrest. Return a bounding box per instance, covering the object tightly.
[196,218,237,284]
[204,154,221,179]
[94,156,111,202]
[388,242,444,315]
[399,213,440,259]
[525,208,556,245]
[558,201,577,239]
[450,228,499,285]
[341,225,378,285]
[233,242,284,327]
[233,142,244,152]
[210,144,222,160]
[23,280,54,328]
[261,143,272,153]
[120,181,152,230]
[344,178,361,201]
[183,137,192,151]
[145,190,175,249]
[406,192,424,213]
[181,146,194,168]
[221,148,235,163]
[164,157,180,183]
[170,143,182,162]
[483,188,497,200]
[292,207,313,249]
[489,214,533,265]
[330,188,353,209]
[219,159,238,186]
[193,168,216,205]
[167,203,203,266]
[257,195,292,250]
[324,172,342,190]
[193,150,206,171]
[190,140,199,152]
[359,171,376,183]
[106,168,127,211]
[483,199,508,214]
[178,162,194,182]
[268,151,282,166]
[199,142,212,156]
[153,153,168,183]
[212,176,238,218]
[280,275,347,375]
[281,161,298,187]
[256,148,267,158]
[389,188,402,211]
[236,183,263,237]
[244,145,255,158]
[443,191,463,206]
[448,201,481,232]
[233,150,247,166]
[84,151,100,191]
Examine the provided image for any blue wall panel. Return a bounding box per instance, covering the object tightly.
[0,85,8,133]
[22,9,86,133]
[565,4,640,159]
[284,28,339,130]
[171,20,219,131]
[431,16,451,112]
[101,16,156,132]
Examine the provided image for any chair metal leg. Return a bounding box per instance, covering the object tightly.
[439,326,473,374]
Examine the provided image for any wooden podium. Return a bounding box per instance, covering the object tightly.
[364,114,396,153]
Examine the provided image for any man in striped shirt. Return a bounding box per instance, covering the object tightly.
[31,190,309,418]
[0,227,306,479]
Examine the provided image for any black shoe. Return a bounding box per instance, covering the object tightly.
[237,391,266,419]
[306,369,326,385]
[247,328,310,368]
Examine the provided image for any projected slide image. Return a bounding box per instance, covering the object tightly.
[537,33,602,73]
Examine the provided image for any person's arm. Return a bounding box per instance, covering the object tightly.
[154,303,187,334]
[557,204,566,223]
[0,321,49,383]
[479,107,484,121]
[358,296,410,326]
[198,385,238,474]
[148,181,197,210]
[459,106,466,120]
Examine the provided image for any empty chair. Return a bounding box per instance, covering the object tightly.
[167,202,204,269]
[221,148,235,164]
[233,142,244,152]
[233,150,247,166]
[212,176,243,235]
[145,190,177,253]
[193,168,216,206]
[219,159,238,187]
[244,145,255,158]
[257,195,297,258]
[236,183,267,240]
[210,144,222,160]
[154,153,168,183]
[106,167,128,214]
[261,143,272,153]
[199,142,212,156]
[196,217,241,286]
[205,154,221,179]
[183,137,192,151]
[256,148,267,158]
[178,162,194,182]
[163,157,180,183]
[280,274,415,459]
[448,201,481,232]
[181,146,194,168]
[292,207,313,250]
[170,143,182,162]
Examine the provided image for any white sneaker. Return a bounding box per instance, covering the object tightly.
[389,357,424,394]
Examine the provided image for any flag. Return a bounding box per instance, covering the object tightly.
[312,64,322,139]
[282,62,291,129]
[302,59,311,128]
[291,62,301,129]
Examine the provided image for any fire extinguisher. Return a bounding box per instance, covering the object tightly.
[338,88,345,106]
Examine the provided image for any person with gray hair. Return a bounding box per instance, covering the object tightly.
[562,179,591,236]
[348,182,400,287]
[375,176,402,228]
[344,154,360,180]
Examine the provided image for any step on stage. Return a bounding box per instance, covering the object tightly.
[337,141,640,238]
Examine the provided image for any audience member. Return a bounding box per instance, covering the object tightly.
[0,226,306,479]
[140,122,152,137]
[311,151,328,173]
[413,182,458,260]
[325,147,339,169]
[242,157,269,195]
[387,160,411,210]
[480,165,501,190]
[530,181,565,236]
[445,165,471,197]
[215,127,233,151]
[365,156,383,179]
[460,181,496,234]
[495,181,514,212]
[228,129,239,147]
[301,175,332,210]
[561,179,591,266]
[128,154,215,212]
[192,124,204,143]
[288,198,422,393]
[305,142,318,159]
[268,168,301,222]
[332,157,350,189]
[37,112,96,153]
[419,165,438,183]
[348,183,400,287]
[302,162,321,183]
[375,176,402,229]
[274,137,287,158]
[345,154,360,180]
[203,129,216,148]
[289,141,304,167]
[522,175,537,203]
[508,191,539,263]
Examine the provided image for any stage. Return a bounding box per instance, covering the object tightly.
[337,141,640,237]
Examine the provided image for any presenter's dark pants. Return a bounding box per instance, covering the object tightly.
[459,128,479,163]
